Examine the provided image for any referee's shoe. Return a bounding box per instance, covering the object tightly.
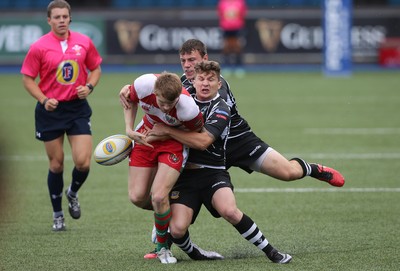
[65,190,81,219]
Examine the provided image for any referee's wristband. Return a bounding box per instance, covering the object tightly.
[42,98,49,106]
[86,83,94,93]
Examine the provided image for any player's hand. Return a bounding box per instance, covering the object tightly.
[146,134,169,143]
[148,123,169,137]
[44,98,59,111]
[127,130,153,148]
[76,85,91,99]
[119,85,131,110]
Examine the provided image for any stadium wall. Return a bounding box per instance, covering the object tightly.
[0,7,399,65]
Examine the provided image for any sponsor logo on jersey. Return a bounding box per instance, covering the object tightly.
[215,109,229,116]
[216,114,227,120]
[165,114,178,125]
[56,60,79,84]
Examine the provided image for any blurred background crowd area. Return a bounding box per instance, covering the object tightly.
[0,0,399,9]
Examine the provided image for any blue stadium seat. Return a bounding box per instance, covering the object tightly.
[136,0,155,7]
[177,0,198,7]
[158,0,176,7]
[35,0,51,8]
[0,0,12,8]
[14,0,32,8]
[112,0,134,8]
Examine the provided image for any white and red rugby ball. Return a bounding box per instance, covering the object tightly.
[94,134,133,166]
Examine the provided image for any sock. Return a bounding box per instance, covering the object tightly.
[309,163,322,178]
[53,211,64,218]
[233,213,274,255]
[171,231,207,260]
[47,170,63,213]
[69,167,89,195]
[290,157,312,178]
[170,231,194,255]
[155,209,171,251]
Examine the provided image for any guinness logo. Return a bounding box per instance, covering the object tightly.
[114,20,142,53]
[255,19,283,52]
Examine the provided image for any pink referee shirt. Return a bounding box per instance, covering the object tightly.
[21,30,102,102]
[218,0,247,31]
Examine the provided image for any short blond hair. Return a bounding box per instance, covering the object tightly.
[154,72,182,101]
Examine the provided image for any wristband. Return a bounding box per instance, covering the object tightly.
[42,98,49,106]
[86,83,94,93]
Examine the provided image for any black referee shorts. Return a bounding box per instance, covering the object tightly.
[34,99,92,142]
[170,168,234,224]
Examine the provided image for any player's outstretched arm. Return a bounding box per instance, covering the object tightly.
[149,123,214,151]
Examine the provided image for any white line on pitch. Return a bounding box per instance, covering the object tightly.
[303,128,400,135]
[235,188,400,193]
[285,153,400,159]
[1,152,400,161]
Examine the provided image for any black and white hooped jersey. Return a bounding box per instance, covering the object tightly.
[186,94,231,169]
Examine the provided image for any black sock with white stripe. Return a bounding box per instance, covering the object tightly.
[290,157,312,178]
[170,231,200,258]
[233,213,275,256]
[170,231,190,252]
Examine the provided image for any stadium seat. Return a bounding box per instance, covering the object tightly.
[177,0,198,7]
[15,0,32,8]
[0,0,12,8]
[112,0,134,8]
[33,0,50,8]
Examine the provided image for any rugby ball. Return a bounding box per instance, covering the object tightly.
[94,134,133,166]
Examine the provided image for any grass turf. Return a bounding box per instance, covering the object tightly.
[0,70,399,270]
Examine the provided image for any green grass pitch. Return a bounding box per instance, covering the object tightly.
[0,69,399,271]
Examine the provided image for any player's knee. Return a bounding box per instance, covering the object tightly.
[49,159,64,173]
[279,171,297,181]
[128,191,149,208]
[169,221,187,239]
[220,207,241,225]
[74,158,91,172]
[261,164,301,181]
[151,193,169,208]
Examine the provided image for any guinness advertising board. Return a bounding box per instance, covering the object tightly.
[0,9,399,65]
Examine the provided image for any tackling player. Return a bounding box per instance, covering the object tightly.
[149,61,292,264]
[178,39,345,186]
